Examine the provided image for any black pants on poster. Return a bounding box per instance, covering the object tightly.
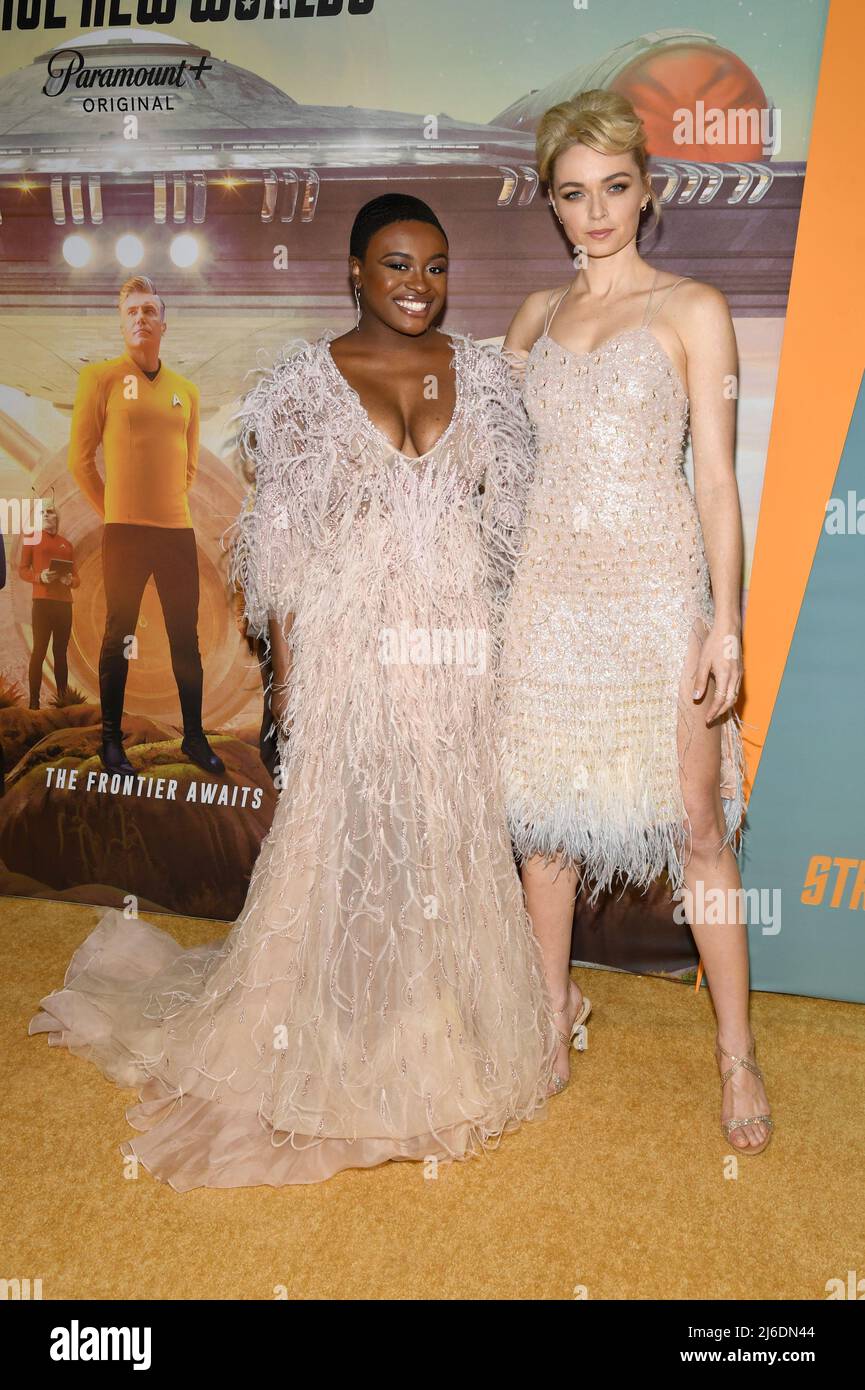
[99,523,204,734]
[29,597,73,706]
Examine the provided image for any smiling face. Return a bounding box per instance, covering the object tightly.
[351,220,449,335]
[549,143,648,259]
[119,291,167,355]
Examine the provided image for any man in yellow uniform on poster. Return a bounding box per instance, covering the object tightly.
[68,275,224,776]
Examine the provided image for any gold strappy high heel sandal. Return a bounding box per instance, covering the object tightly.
[549,994,592,1095]
[716,1041,774,1155]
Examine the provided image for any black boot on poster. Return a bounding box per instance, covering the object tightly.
[181,727,226,776]
[101,716,135,775]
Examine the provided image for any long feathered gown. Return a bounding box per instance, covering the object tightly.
[28,328,559,1190]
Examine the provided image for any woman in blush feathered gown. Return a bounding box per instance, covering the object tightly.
[28,194,560,1190]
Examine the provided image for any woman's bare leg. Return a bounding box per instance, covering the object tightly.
[521,853,584,1093]
[677,658,771,1150]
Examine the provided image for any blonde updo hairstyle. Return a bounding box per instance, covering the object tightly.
[536,87,660,229]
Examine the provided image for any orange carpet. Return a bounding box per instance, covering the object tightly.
[3,896,863,1300]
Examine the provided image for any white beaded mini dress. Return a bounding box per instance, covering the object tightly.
[498,275,745,903]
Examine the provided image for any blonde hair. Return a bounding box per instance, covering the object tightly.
[118,275,165,318]
[536,88,660,224]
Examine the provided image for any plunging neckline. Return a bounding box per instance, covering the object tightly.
[532,327,689,403]
[323,328,464,462]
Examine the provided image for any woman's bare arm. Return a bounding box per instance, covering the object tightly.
[502,289,556,363]
[267,612,295,729]
[676,282,744,723]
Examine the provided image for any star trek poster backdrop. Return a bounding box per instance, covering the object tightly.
[1,1,852,998]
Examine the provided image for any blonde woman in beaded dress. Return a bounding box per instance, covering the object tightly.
[28,194,559,1189]
[498,91,773,1154]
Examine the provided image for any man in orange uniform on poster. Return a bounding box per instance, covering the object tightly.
[67,276,224,776]
[18,502,79,709]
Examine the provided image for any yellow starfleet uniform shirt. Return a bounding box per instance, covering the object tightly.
[67,353,199,527]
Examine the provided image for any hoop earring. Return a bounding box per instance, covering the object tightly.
[354,282,362,330]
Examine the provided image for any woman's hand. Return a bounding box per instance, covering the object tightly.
[267,614,294,731]
[270,677,292,729]
[500,345,529,387]
[692,624,742,724]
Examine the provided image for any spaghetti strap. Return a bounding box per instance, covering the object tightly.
[544,286,570,335]
[640,271,659,329]
[644,275,691,328]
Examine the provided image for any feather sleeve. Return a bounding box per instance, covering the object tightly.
[468,339,538,679]
[472,342,537,597]
[226,339,320,644]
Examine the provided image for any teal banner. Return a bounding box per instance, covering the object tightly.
[745,373,865,1001]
